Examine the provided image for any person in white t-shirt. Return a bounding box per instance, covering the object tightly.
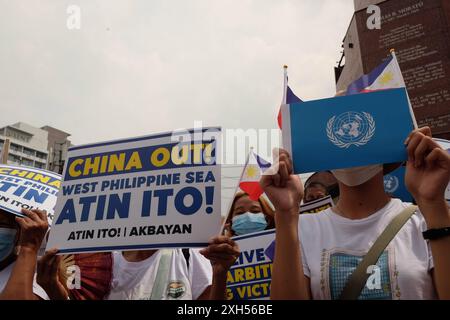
[37,247,214,300]
[260,127,450,300]
[106,249,212,300]
[0,208,49,300]
[38,237,240,300]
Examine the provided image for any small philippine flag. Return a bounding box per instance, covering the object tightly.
[239,150,271,201]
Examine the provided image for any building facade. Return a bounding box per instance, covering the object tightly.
[42,125,72,174]
[0,122,72,173]
[0,122,49,169]
[336,0,450,139]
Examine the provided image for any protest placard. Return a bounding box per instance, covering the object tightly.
[0,164,61,223]
[281,88,415,173]
[46,128,221,254]
[299,195,334,214]
[227,229,275,300]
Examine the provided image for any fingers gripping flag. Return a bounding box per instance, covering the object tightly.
[239,151,271,201]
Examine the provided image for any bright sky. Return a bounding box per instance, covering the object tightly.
[0,0,355,211]
[1,0,354,145]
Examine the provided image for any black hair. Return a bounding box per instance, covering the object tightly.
[305,182,327,192]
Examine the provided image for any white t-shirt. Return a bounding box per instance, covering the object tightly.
[0,261,49,299]
[299,199,437,300]
[107,249,212,300]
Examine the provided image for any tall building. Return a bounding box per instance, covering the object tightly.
[0,122,72,173]
[42,126,72,174]
[335,0,450,139]
[0,122,49,169]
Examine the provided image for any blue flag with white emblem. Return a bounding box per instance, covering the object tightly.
[281,88,415,173]
[384,165,413,203]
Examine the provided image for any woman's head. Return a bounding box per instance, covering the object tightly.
[304,182,328,203]
[225,192,275,236]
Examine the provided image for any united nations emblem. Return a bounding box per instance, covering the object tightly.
[167,280,186,299]
[326,111,376,149]
[384,175,399,193]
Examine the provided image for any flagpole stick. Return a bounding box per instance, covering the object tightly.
[282,65,288,105]
[390,49,418,129]
[280,66,288,148]
[218,149,251,236]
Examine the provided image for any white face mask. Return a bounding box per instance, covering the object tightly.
[331,164,383,187]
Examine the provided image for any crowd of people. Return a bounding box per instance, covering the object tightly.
[0,126,449,300]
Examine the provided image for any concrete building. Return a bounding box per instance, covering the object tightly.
[0,122,49,169]
[335,0,450,139]
[0,122,72,173]
[42,126,72,174]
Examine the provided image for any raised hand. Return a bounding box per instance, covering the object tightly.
[199,236,240,275]
[259,148,303,217]
[36,248,69,300]
[15,209,48,253]
[405,127,450,206]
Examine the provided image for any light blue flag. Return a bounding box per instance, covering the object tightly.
[281,88,415,173]
[384,165,413,203]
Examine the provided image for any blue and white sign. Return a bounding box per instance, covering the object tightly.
[0,164,61,224]
[327,111,376,149]
[46,128,222,254]
[281,88,415,173]
[227,230,275,300]
[383,165,413,203]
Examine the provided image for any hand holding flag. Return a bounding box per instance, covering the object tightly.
[259,148,303,215]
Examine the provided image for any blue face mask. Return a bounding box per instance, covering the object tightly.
[232,212,268,236]
[0,228,17,262]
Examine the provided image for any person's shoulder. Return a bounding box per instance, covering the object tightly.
[111,250,124,266]
[390,198,419,216]
[383,198,414,216]
[299,208,333,222]
[389,199,427,229]
[171,248,194,266]
[298,208,333,230]
[187,248,210,265]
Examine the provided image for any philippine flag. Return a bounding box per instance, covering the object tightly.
[239,150,271,201]
[346,53,405,95]
[277,66,302,129]
[346,50,418,129]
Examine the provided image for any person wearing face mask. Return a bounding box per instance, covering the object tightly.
[0,208,49,300]
[199,192,274,300]
[261,127,450,300]
[223,191,275,237]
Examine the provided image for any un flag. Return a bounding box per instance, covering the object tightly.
[282,88,415,173]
